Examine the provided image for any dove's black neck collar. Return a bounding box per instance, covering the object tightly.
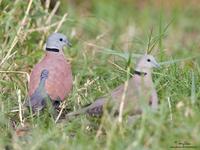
[46,48,59,52]
[133,70,147,76]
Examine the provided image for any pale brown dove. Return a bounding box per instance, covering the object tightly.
[66,54,159,117]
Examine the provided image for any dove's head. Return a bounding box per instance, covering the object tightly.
[135,54,160,73]
[45,33,71,53]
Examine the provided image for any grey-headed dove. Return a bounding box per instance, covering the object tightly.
[28,33,73,112]
[66,54,159,117]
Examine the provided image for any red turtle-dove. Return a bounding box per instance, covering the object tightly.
[28,33,73,112]
[66,54,159,117]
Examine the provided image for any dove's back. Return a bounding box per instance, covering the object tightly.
[28,53,73,101]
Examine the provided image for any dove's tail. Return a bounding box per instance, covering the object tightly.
[66,98,106,118]
[66,107,89,118]
[27,69,49,112]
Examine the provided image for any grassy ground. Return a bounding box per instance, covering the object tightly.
[1,0,200,149]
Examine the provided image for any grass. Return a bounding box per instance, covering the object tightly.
[1,0,200,149]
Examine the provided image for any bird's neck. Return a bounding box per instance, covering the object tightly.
[46,51,64,57]
[46,48,60,52]
[131,68,153,87]
[134,67,151,77]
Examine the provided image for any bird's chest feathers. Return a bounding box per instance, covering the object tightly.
[132,75,153,94]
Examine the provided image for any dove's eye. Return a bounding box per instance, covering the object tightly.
[59,38,63,41]
[147,59,151,62]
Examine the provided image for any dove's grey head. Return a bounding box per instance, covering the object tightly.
[136,54,160,72]
[45,33,71,52]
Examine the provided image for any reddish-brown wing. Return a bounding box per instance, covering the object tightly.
[28,53,73,101]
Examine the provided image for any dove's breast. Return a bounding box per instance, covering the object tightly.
[28,53,73,101]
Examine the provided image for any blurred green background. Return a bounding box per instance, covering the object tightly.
[0,0,200,149]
